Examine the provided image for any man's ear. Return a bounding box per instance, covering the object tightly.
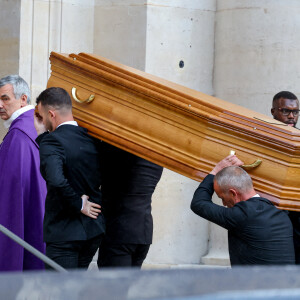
[20,94,28,107]
[48,109,56,119]
[271,108,275,116]
[229,188,241,204]
[229,188,238,199]
[229,189,236,196]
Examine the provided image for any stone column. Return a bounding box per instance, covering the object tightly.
[145,0,216,93]
[0,0,21,138]
[19,0,95,100]
[94,0,147,70]
[144,0,217,266]
[0,0,20,77]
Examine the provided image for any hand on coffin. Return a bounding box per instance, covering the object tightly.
[34,108,47,135]
[81,194,101,219]
[210,155,244,175]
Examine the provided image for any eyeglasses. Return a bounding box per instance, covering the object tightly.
[277,108,300,116]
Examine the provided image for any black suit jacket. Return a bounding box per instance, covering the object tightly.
[191,174,295,265]
[100,142,163,244]
[37,125,105,243]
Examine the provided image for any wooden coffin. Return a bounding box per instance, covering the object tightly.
[47,52,300,211]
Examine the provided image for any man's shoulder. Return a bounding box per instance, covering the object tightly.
[248,197,275,206]
[38,131,64,153]
[11,108,34,127]
[10,110,37,136]
[227,198,274,227]
[237,197,272,208]
[54,124,88,138]
[46,125,82,138]
[236,197,285,218]
[5,125,36,144]
[1,126,39,157]
[43,125,94,148]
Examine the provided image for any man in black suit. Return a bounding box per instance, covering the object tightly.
[191,155,295,265]
[97,143,163,268]
[271,91,300,263]
[34,87,105,269]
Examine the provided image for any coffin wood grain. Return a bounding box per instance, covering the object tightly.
[47,52,300,211]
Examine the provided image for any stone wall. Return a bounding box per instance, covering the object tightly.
[94,0,147,71]
[0,0,21,138]
[214,0,300,114]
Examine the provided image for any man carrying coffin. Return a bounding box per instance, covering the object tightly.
[97,143,163,268]
[34,87,105,269]
[271,91,300,263]
[191,155,295,265]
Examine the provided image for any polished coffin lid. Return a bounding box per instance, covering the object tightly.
[48,52,300,211]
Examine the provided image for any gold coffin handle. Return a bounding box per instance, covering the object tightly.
[242,159,262,170]
[71,87,95,104]
[230,151,262,170]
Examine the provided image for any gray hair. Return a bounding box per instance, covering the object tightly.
[0,75,31,104]
[215,166,253,195]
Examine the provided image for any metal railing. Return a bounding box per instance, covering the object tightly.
[0,224,67,273]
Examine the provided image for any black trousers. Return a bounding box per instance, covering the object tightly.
[97,241,150,268]
[45,234,103,270]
